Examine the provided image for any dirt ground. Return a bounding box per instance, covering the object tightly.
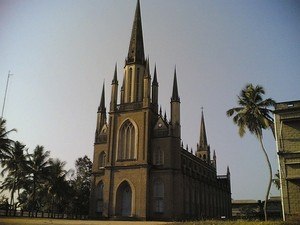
[0,218,170,225]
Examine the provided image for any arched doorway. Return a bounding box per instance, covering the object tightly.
[116,181,132,217]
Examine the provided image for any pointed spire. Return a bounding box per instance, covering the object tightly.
[159,106,162,115]
[199,109,208,148]
[152,64,158,86]
[127,0,145,64]
[164,111,167,121]
[98,82,105,112]
[171,66,180,102]
[112,63,118,84]
[213,150,216,159]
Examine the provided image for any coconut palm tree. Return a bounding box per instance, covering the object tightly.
[26,145,51,211]
[226,84,275,221]
[0,141,29,208]
[0,118,16,161]
[44,158,72,215]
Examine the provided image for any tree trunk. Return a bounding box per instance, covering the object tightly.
[258,134,272,221]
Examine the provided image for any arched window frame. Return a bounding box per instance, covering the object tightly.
[96,181,104,214]
[117,119,138,161]
[99,152,106,169]
[153,180,164,213]
[153,148,164,166]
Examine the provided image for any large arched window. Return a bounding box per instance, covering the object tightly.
[153,180,164,213]
[99,152,106,168]
[118,120,137,160]
[96,182,104,214]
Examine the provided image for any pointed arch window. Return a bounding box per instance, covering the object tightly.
[153,148,164,166]
[153,180,164,213]
[96,182,104,214]
[118,120,137,160]
[99,152,106,168]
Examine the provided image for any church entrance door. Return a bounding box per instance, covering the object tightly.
[116,181,132,217]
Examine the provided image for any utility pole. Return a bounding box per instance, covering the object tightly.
[1,71,13,118]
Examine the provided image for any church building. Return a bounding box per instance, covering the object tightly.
[89,0,231,220]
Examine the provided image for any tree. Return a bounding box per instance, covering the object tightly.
[226,84,275,221]
[0,118,16,161]
[44,158,72,214]
[0,141,29,208]
[70,155,92,215]
[273,170,280,190]
[26,145,51,211]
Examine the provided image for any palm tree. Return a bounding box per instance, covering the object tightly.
[27,145,51,211]
[273,170,280,190]
[226,84,275,221]
[0,118,16,161]
[45,158,72,215]
[0,141,29,208]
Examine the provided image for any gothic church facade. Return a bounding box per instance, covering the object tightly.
[89,1,231,220]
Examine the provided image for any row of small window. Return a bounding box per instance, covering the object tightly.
[98,148,164,168]
[182,158,212,176]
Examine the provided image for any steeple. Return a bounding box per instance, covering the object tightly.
[199,109,208,148]
[171,67,180,102]
[127,0,145,65]
[196,109,210,162]
[212,150,217,169]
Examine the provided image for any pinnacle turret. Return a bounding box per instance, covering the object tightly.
[171,67,180,102]
[152,64,158,86]
[112,63,118,85]
[98,82,106,112]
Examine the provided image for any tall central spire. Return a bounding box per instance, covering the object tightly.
[199,110,208,148]
[127,0,145,65]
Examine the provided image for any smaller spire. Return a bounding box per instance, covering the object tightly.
[164,111,167,121]
[227,166,230,175]
[98,82,105,112]
[152,64,158,86]
[159,106,162,115]
[171,66,180,102]
[112,63,118,84]
[213,150,216,159]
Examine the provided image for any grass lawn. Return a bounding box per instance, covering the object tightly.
[0,218,299,225]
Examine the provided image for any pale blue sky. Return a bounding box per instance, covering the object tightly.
[1,0,299,200]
